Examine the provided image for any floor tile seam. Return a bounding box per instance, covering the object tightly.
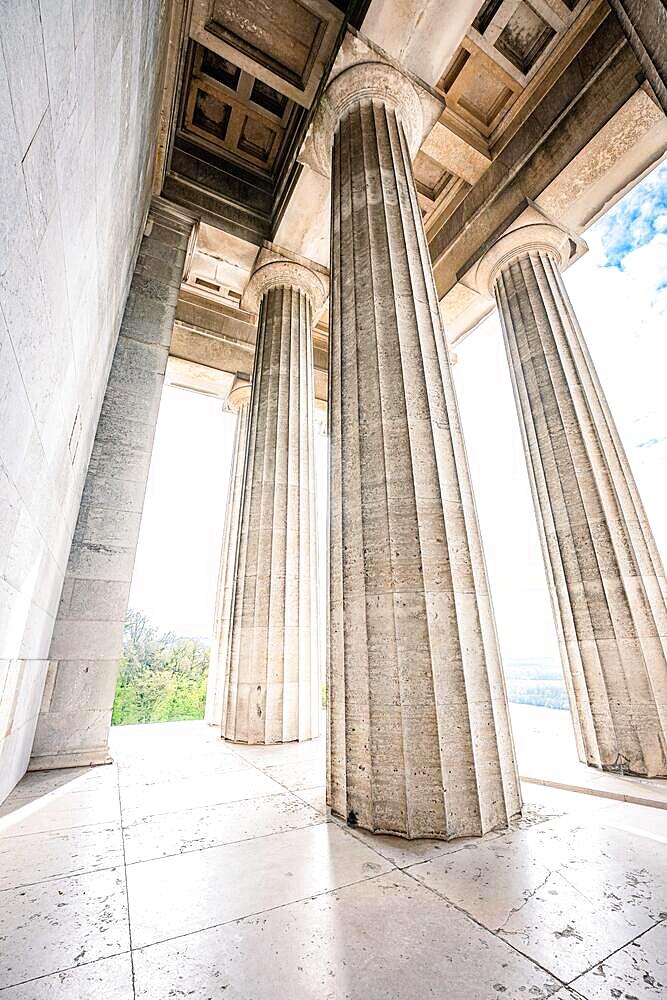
[369,826,508,873]
[326,815,400,866]
[0,950,133,994]
[565,916,666,988]
[0,818,122,844]
[229,743,325,777]
[390,832,507,870]
[113,754,242,769]
[325,817,508,874]
[222,763,324,807]
[0,859,128,895]
[116,762,253,789]
[116,770,137,1000]
[0,817,120,840]
[0,814,122,839]
[5,783,120,804]
[399,866,567,990]
[120,788,287,829]
[238,752,325,764]
[0,860,123,895]
[285,786,327,808]
[124,814,328,868]
[261,760,327,775]
[130,867,399,954]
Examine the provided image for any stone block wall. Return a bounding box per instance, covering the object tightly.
[30,205,194,771]
[0,0,168,803]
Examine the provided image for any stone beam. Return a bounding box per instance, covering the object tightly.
[608,0,667,115]
[432,14,667,342]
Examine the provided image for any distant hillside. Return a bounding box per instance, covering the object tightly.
[503,657,569,711]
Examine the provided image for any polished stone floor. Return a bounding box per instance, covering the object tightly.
[0,719,665,998]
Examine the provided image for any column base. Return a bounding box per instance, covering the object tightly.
[28,748,113,771]
[222,734,317,746]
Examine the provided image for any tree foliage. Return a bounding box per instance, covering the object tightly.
[111,610,209,725]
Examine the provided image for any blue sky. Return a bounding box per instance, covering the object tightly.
[594,160,667,270]
[130,160,667,664]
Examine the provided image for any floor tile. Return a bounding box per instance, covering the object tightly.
[126,820,392,948]
[233,740,325,768]
[119,767,283,823]
[516,782,611,825]
[6,765,118,801]
[2,718,663,1000]
[590,800,667,840]
[122,791,324,864]
[133,871,562,999]
[260,759,325,792]
[0,867,129,988]
[571,921,667,999]
[0,822,123,890]
[407,815,666,981]
[345,819,503,868]
[0,786,120,837]
[0,953,134,998]
[116,748,247,787]
[294,784,326,813]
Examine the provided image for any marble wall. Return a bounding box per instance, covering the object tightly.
[0,0,167,802]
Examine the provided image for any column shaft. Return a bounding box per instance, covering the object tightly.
[204,389,251,727]
[30,203,194,770]
[495,250,667,776]
[224,285,320,743]
[328,97,520,839]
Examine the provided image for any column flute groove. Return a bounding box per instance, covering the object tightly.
[221,249,325,744]
[205,379,252,729]
[476,224,667,776]
[313,58,521,839]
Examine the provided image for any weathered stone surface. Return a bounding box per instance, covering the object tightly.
[319,62,521,839]
[0,0,170,802]
[29,203,194,772]
[480,222,667,777]
[608,0,667,114]
[204,380,252,728]
[222,252,324,744]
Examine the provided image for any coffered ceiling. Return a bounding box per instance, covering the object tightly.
[162,0,665,401]
[414,0,603,227]
[163,0,370,245]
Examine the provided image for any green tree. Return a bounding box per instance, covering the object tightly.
[112,611,210,725]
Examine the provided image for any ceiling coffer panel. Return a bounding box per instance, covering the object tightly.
[183,45,293,174]
[190,0,344,108]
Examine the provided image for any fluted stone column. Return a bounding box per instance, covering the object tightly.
[222,248,324,744]
[476,223,667,777]
[204,379,251,728]
[312,61,521,839]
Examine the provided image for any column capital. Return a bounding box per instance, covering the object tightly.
[226,378,251,413]
[473,222,573,300]
[242,244,328,316]
[310,60,423,176]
